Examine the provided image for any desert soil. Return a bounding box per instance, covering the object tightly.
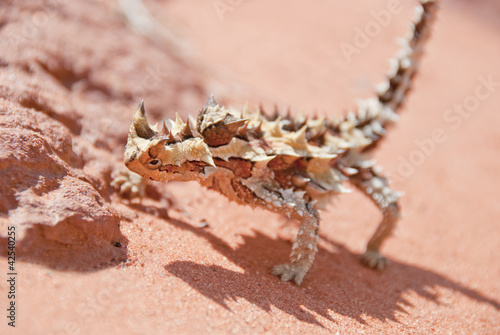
[0,0,499,334]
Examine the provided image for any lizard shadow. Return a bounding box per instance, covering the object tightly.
[163,217,500,327]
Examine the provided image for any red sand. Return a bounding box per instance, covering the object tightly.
[0,0,499,334]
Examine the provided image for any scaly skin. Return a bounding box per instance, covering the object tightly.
[113,0,438,285]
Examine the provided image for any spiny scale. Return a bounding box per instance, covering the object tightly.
[116,0,438,286]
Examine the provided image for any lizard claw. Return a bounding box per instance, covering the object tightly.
[272,262,309,286]
[361,250,390,270]
[111,169,146,199]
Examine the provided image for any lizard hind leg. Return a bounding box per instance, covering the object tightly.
[349,162,401,270]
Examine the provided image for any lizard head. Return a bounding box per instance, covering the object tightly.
[124,96,250,182]
[124,101,217,182]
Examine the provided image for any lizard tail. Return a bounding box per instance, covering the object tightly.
[354,0,439,151]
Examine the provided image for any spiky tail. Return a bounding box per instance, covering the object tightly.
[354,0,439,151]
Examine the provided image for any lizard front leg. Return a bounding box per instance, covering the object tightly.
[271,200,320,286]
[240,178,320,286]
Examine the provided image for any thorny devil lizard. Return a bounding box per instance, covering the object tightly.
[112,0,438,285]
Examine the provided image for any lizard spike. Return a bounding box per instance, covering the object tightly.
[167,135,177,144]
[225,118,248,134]
[170,112,186,136]
[292,175,311,187]
[159,120,176,143]
[188,115,197,128]
[341,167,359,176]
[180,118,194,139]
[298,115,309,129]
[175,112,183,123]
[132,100,156,139]
[241,101,251,118]
[236,121,249,140]
[253,155,276,169]
[312,110,319,122]
[188,115,202,138]
[270,117,283,137]
[204,94,218,109]
[272,104,280,120]
[291,125,308,145]
[138,100,145,116]
[160,120,169,136]
[156,137,174,148]
[259,103,268,120]
[309,127,328,145]
[286,107,297,130]
[201,153,216,167]
[160,132,177,145]
[251,121,263,138]
[254,108,263,122]
[294,190,307,199]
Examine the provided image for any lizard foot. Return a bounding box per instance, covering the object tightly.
[272,262,310,286]
[111,169,146,199]
[361,250,390,270]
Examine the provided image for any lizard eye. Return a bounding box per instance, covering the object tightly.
[145,158,162,169]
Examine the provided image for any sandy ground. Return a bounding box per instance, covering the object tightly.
[0,0,499,334]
